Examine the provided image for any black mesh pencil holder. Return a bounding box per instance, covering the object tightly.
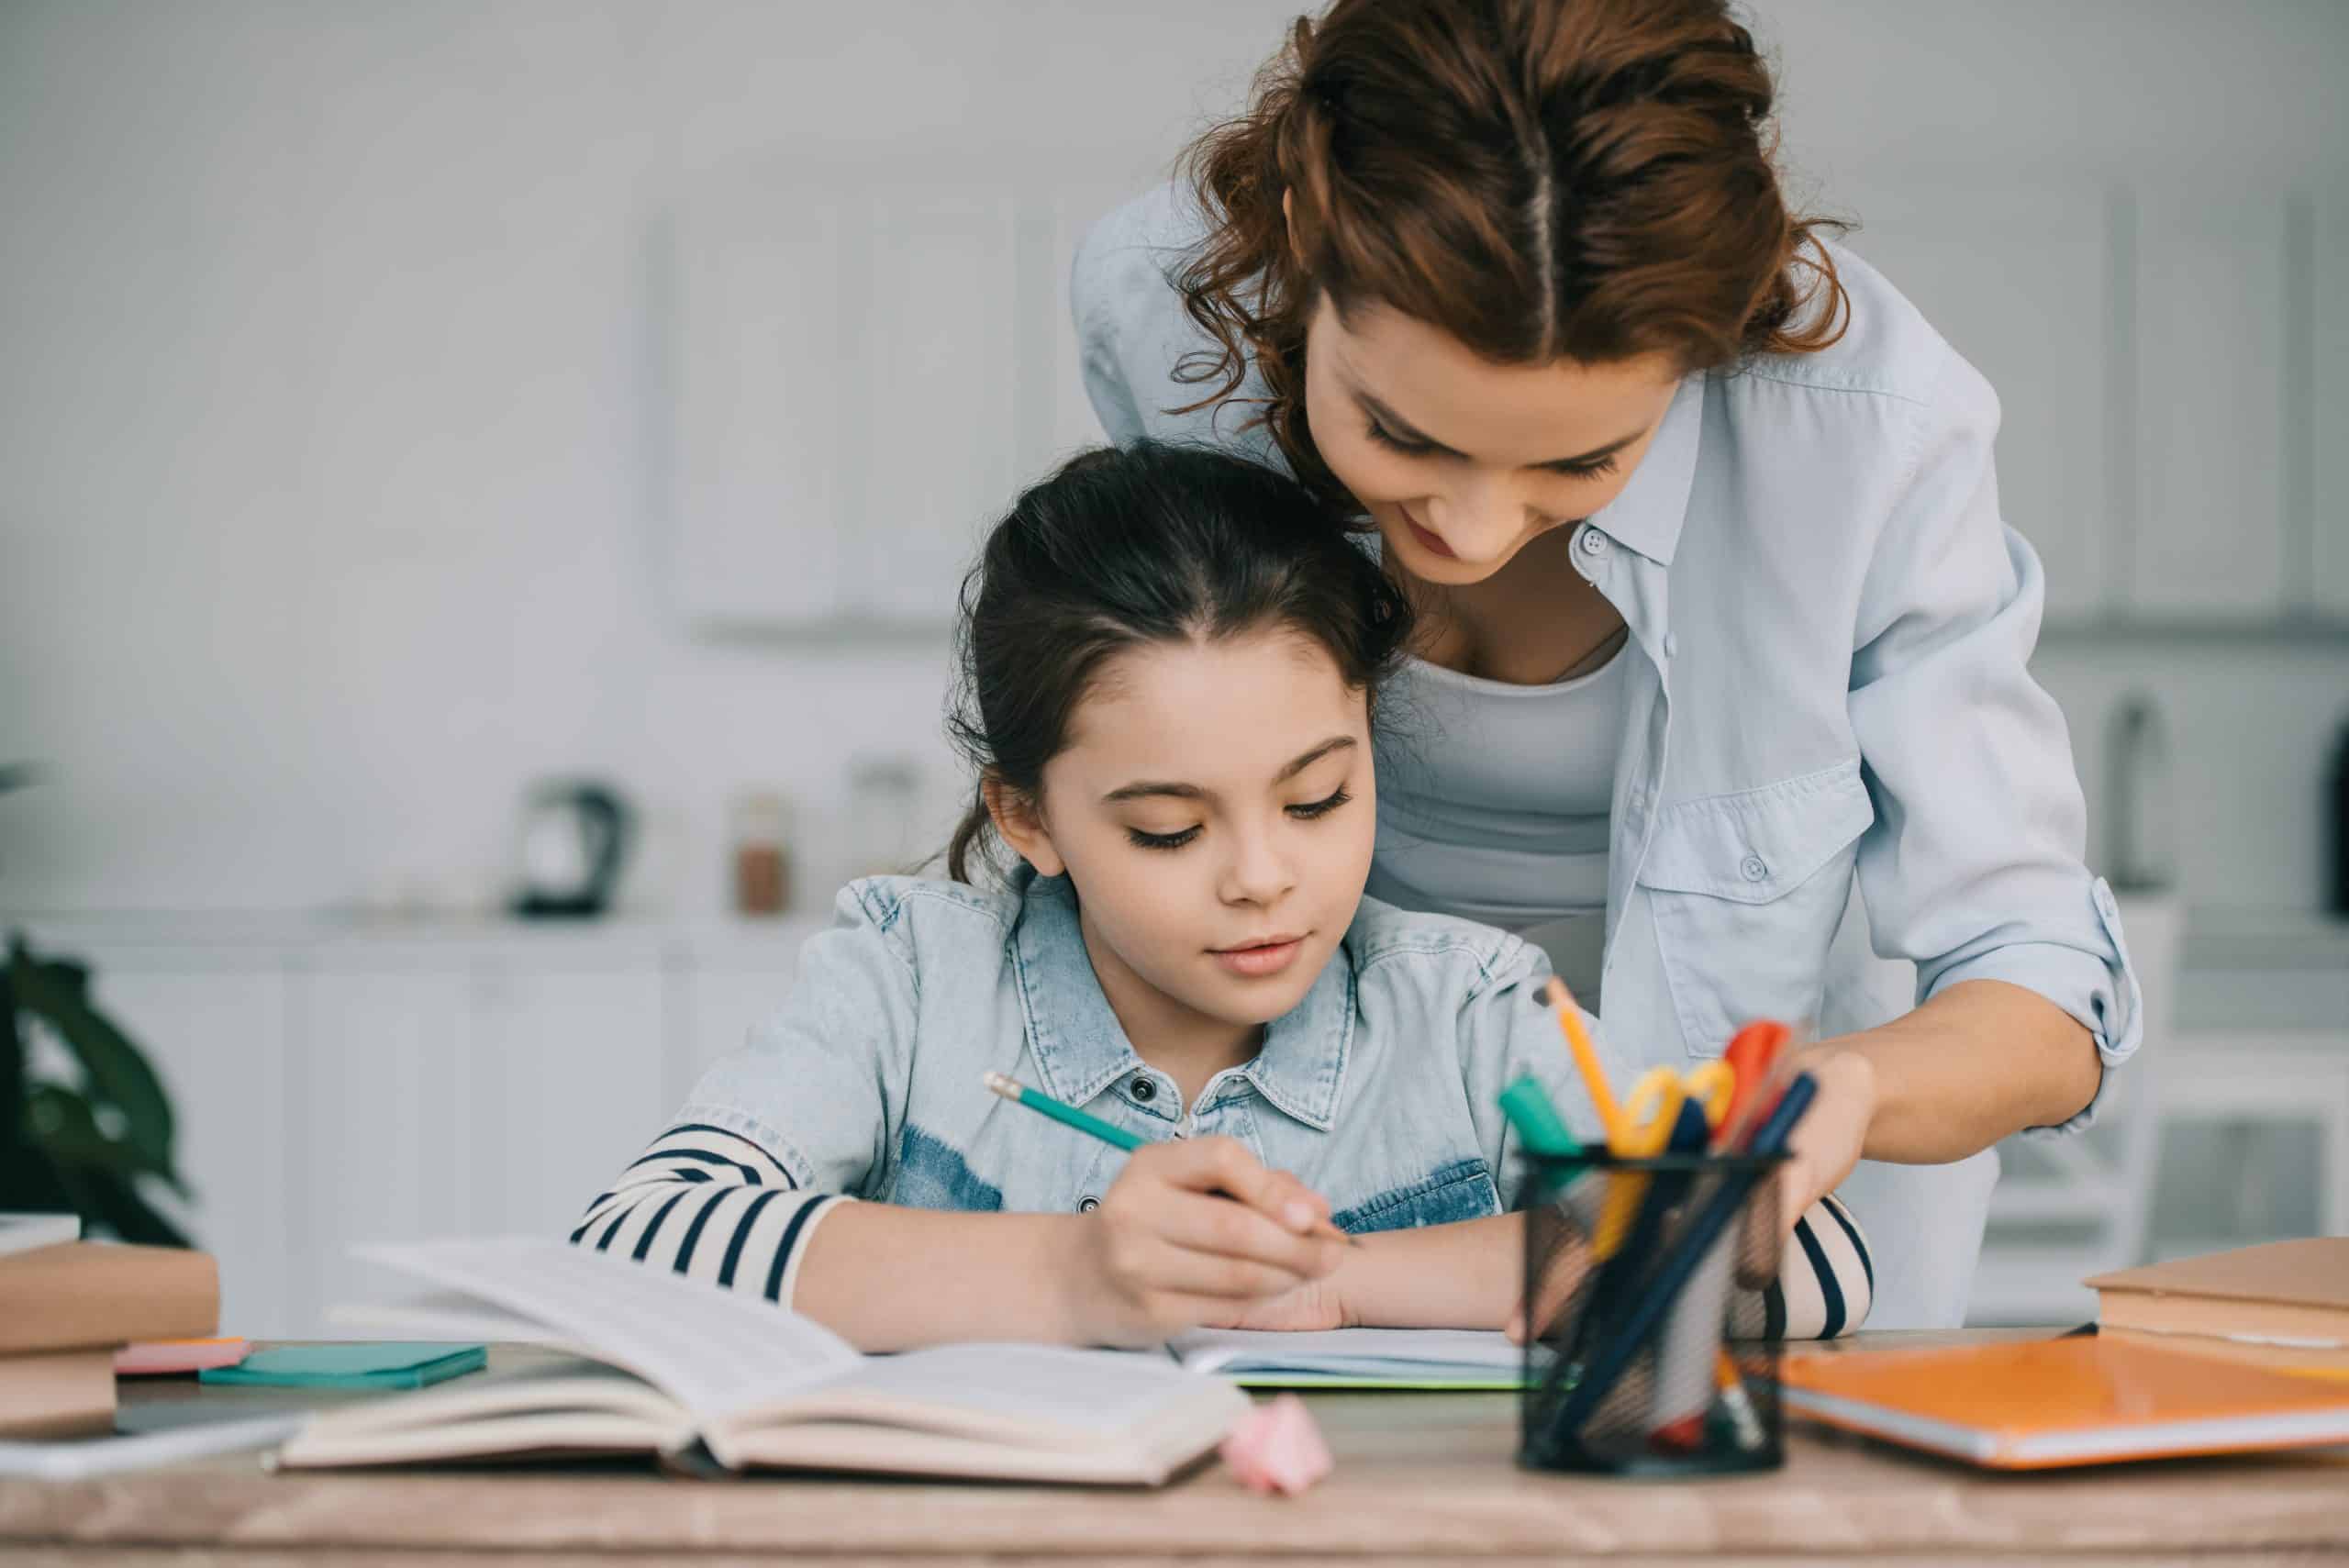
[1520,1151,1787,1477]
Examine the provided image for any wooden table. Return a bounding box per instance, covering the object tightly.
[5,1335,2346,1565]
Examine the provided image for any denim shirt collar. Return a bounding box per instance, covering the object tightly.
[1586,372,1706,567]
[1011,869,1354,1132]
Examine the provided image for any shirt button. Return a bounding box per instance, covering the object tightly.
[1663,633,1680,659]
[1740,854,1769,883]
[1578,528,1610,558]
[2096,884,2120,920]
[1130,1075,1155,1102]
[1077,1195,1099,1213]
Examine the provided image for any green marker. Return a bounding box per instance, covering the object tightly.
[1499,1073,1585,1160]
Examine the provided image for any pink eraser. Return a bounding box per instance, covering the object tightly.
[1219,1393,1333,1496]
[115,1337,251,1376]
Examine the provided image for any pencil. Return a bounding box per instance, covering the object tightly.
[983,1071,1145,1151]
[983,1072,1358,1247]
[1542,978,1629,1148]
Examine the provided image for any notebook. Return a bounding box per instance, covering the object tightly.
[279,1238,1246,1485]
[1169,1328,1525,1389]
[2087,1239,2349,1347]
[1779,1335,2349,1469]
[201,1342,484,1390]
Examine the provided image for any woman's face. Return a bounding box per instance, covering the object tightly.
[1302,293,1683,586]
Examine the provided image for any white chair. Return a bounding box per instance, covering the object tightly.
[1967,893,2183,1325]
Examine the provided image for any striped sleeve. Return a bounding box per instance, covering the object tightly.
[569,1122,849,1309]
[1757,1192,1875,1340]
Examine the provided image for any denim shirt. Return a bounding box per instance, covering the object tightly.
[1070,183,2146,1328]
[680,868,1616,1231]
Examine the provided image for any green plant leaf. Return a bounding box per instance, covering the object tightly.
[23,1083,189,1197]
[8,945,175,1169]
[75,1164,191,1249]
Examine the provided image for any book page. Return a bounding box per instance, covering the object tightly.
[807,1343,1224,1437]
[1169,1327,1523,1378]
[356,1239,859,1420]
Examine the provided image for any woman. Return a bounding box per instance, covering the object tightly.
[1072,0,2141,1329]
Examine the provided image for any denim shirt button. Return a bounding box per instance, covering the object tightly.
[1577,527,1609,559]
[1130,1075,1155,1102]
[1740,853,1769,883]
[1077,1195,1099,1213]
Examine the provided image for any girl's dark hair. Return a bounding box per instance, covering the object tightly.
[945,441,1412,884]
[1175,0,1850,507]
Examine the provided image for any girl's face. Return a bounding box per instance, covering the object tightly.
[1302,293,1683,586]
[996,627,1377,1040]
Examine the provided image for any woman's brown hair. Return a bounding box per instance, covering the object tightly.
[1175,0,1849,506]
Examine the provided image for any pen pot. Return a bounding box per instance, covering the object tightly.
[1520,1150,1787,1477]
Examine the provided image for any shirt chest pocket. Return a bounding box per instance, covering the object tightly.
[1634,759,1876,1056]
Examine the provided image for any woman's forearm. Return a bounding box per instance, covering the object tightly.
[1821,977,2102,1163]
[793,1203,1081,1351]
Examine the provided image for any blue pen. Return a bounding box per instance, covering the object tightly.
[1545,1073,1820,1440]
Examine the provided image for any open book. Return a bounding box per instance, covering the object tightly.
[277,1239,1246,1485]
[1169,1328,1525,1389]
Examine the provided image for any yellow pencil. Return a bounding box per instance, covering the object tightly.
[1543,977,1629,1148]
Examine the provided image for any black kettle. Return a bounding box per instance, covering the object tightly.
[511,780,632,918]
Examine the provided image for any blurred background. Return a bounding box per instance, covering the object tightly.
[2,0,2343,1335]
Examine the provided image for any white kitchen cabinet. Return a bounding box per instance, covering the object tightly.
[291,964,473,1337]
[2314,183,2349,619]
[2129,186,2291,617]
[673,189,851,630]
[669,169,1132,634]
[87,958,295,1339]
[1841,182,2112,621]
[467,962,666,1238]
[850,187,1021,623]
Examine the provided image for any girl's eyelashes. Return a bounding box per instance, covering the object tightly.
[1286,785,1353,820]
[1122,787,1351,851]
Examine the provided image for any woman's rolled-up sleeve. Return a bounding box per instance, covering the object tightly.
[1846,337,2143,1134]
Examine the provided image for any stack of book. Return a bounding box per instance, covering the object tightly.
[0,1216,219,1438]
[2088,1238,2349,1380]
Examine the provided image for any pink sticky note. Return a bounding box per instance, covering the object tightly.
[116,1338,251,1376]
[1219,1393,1333,1496]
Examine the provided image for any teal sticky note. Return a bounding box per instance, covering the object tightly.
[198,1342,486,1390]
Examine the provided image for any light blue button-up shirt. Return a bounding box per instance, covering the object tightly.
[1072,183,2144,1329]
[684,868,1612,1231]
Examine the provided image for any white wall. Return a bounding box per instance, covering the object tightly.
[3,0,2345,920]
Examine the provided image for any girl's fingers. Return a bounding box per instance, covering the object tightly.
[1152,1190,1342,1283]
[1136,1226,1325,1300]
[1152,1137,1331,1234]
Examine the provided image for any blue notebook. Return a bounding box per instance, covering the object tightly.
[198,1342,485,1391]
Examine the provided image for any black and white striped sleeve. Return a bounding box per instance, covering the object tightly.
[569,1121,849,1308]
[1761,1191,1875,1339]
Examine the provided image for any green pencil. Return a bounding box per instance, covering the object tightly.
[982,1071,1359,1245]
[983,1071,1145,1151]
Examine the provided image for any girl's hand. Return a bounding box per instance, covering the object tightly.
[1057,1136,1348,1345]
[1773,1046,1876,1242]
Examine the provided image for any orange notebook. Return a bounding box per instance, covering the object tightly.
[1779,1336,2349,1469]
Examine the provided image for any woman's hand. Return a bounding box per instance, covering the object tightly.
[1055,1136,1348,1345]
[1773,1046,1876,1242]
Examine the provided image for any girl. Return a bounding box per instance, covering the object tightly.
[1071,0,2140,1327]
[574,442,1869,1350]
